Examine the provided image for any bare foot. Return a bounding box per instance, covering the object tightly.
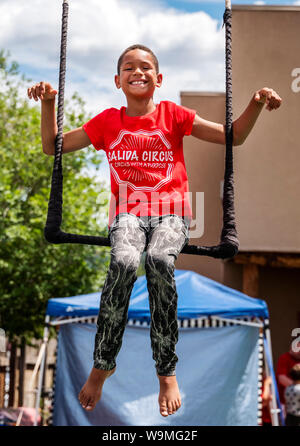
[157,374,181,417]
[78,366,116,411]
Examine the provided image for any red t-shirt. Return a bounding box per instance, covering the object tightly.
[276,352,300,403]
[82,100,196,227]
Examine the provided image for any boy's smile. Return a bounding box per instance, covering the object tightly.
[129,80,148,89]
[130,80,147,87]
[115,49,162,99]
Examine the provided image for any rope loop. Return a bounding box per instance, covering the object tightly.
[44,1,239,259]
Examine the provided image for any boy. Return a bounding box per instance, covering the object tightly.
[27,44,282,417]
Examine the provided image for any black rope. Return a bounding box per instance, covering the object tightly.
[221,7,239,250]
[44,1,239,259]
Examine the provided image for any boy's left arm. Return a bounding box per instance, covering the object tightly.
[191,87,282,146]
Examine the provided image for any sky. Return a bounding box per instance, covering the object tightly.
[1,0,299,180]
[1,0,299,115]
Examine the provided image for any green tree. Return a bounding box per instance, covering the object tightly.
[0,50,111,342]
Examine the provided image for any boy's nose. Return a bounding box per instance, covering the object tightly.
[133,67,143,75]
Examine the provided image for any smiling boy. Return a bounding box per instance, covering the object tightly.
[27,44,282,418]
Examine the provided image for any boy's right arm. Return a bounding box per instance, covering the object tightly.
[27,81,91,155]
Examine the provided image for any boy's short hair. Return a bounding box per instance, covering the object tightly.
[290,363,300,381]
[117,44,159,75]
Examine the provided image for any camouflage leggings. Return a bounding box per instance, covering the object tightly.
[93,213,190,376]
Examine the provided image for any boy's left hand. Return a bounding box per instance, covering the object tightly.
[254,87,282,111]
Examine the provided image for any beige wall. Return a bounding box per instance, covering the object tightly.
[177,6,300,364]
[231,5,300,252]
[176,93,226,282]
[179,5,300,255]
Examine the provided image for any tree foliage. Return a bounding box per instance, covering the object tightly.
[0,50,111,342]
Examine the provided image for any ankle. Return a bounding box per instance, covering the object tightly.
[157,374,177,384]
[93,364,115,373]
[90,366,113,378]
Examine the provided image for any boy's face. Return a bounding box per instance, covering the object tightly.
[115,49,162,100]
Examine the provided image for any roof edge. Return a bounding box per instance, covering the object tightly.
[232,5,300,12]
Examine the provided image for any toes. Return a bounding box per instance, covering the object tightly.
[85,403,95,411]
[79,391,88,408]
[78,392,85,407]
[160,400,168,417]
[159,394,182,417]
[84,395,96,411]
[84,397,92,409]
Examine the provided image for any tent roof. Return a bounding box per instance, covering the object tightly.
[46,269,269,320]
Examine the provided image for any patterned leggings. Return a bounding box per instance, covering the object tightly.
[93,213,190,376]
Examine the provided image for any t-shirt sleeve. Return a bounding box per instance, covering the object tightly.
[82,109,108,151]
[174,103,197,138]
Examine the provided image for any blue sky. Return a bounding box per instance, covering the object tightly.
[1,0,298,115]
[165,0,300,19]
[1,0,298,182]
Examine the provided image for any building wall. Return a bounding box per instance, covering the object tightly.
[231,5,300,252]
[176,92,226,282]
[176,6,300,364]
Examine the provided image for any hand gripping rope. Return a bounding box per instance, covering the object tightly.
[44,0,239,259]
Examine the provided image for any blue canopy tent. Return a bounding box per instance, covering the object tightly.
[34,269,282,426]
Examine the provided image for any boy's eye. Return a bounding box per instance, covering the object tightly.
[123,67,150,71]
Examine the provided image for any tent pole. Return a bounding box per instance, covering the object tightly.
[34,315,50,426]
[263,321,280,426]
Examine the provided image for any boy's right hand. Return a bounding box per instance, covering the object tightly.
[27,82,58,102]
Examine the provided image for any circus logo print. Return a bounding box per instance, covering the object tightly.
[107,130,174,192]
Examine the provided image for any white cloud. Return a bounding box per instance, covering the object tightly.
[170,0,224,3]
[0,0,226,117]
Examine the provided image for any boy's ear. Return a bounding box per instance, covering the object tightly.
[115,74,121,89]
[156,73,163,88]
